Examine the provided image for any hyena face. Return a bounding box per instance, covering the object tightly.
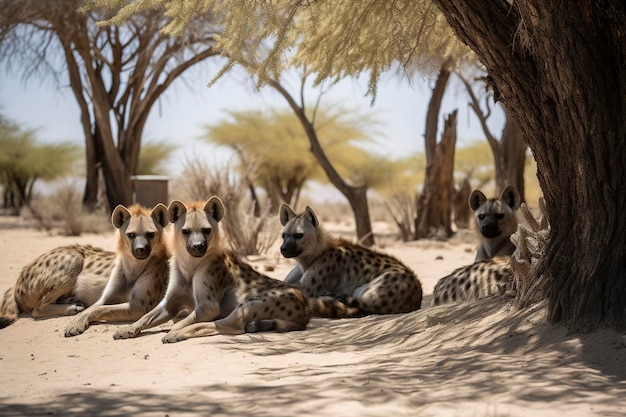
[470,186,521,239]
[168,197,225,258]
[112,203,169,260]
[279,205,320,259]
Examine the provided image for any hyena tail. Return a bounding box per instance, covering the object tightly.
[0,286,20,328]
[307,296,366,318]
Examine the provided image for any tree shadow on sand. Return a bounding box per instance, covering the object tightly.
[2,298,625,416]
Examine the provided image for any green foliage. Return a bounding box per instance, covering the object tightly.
[0,115,81,209]
[86,0,475,96]
[137,140,176,175]
[204,106,390,208]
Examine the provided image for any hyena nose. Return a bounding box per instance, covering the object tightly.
[132,238,151,260]
[280,240,301,258]
[187,237,207,257]
[480,222,500,238]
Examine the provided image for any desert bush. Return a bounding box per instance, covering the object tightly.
[27,180,111,236]
[172,157,279,256]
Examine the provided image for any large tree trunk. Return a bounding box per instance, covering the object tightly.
[416,111,458,238]
[434,0,626,330]
[414,57,456,239]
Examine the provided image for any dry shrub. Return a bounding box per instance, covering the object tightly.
[27,180,111,236]
[383,188,417,242]
[172,157,278,256]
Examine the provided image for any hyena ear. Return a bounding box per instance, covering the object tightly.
[304,206,319,228]
[501,186,522,210]
[279,204,297,226]
[204,196,225,222]
[111,205,131,229]
[469,190,487,212]
[168,200,187,224]
[151,203,169,228]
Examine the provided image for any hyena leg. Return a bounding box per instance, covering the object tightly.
[113,304,174,339]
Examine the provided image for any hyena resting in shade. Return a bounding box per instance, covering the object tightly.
[113,197,310,343]
[0,204,169,334]
[279,204,423,318]
[470,185,521,262]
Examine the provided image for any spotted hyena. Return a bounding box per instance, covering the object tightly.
[470,186,521,262]
[430,256,513,306]
[279,204,423,318]
[113,197,310,343]
[0,204,169,332]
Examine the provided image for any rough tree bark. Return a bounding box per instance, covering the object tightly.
[414,57,457,239]
[434,0,626,330]
[416,110,458,239]
[268,79,375,246]
[454,176,472,229]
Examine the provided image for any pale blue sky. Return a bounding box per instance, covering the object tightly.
[0,64,505,177]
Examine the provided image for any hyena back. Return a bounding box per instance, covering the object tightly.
[114,197,310,343]
[470,186,521,262]
[279,204,423,318]
[431,256,513,306]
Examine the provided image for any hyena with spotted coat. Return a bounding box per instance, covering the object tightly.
[470,185,522,262]
[431,256,513,306]
[0,204,169,332]
[113,197,310,343]
[279,204,423,318]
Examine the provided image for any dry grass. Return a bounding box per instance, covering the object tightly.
[171,157,279,256]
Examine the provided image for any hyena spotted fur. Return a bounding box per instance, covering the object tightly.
[470,186,521,262]
[113,197,310,343]
[279,204,423,318]
[431,256,513,306]
[0,204,169,332]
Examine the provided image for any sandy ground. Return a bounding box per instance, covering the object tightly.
[0,215,625,417]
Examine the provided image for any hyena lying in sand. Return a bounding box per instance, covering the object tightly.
[430,256,513,306]
[470,185,521,262]
[279,204,423,318]
[0,204,169,333]
[113,197,310,343]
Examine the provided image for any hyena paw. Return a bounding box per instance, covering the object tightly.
[162,332,187,344]
[64,319,88,337]
[113,326,138,340]
[66,304,85,316]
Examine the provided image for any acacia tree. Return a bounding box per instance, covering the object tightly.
[0,115,80,213]
[98,0,626,331]
[205,107,381,218]
[0,0,220,209]
[205,109,321,213]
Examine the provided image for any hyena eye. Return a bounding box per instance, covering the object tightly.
[202,228,211,235]
[495,213,505,220]
[182,228,191,235]
[127,233,135,239]
[478,214,485,220]
[294,233,304,239]
[146,232,155,239]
